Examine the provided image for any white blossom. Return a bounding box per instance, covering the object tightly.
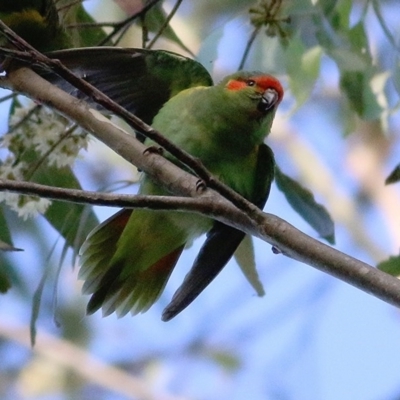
[16,197,52,221]
[3,102,88,168]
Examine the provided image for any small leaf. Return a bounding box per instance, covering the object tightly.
[234,235,265,296]
[38,165,99,253]
[0,207,18,250]
[66,3,108,47]
[286,38,322,108]
[0,265,12,293]
[385,164,400,185]
[340,70,383,119]
[377,255,400,276]
[207,349,241,372]
[275,166,335,244]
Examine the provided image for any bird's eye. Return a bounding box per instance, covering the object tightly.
[246,79,256,87]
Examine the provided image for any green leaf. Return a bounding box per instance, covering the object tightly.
[275,166,335,244]
[207,349,241,372]
[234,235,265,296]
[318,0,351,32]
[35,164,98,253]
[0,264,12,293]
[385,164,400,185]
[117,1,193,54]
[340,70,383,119]
[286,39,322,108]
[0,206,16,249]
[377,255,400,276]
[348,21,371,59]
[68,3,108,47]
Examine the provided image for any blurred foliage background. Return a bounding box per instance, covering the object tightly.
[0,0,400,399]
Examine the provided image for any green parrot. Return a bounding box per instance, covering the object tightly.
[0,0,70,52]
[35,48,284,320]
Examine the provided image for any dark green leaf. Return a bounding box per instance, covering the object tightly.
[275,166,335,244]
[30,264,49,346]
[317,0,339,18]
[317,0,351,32]
[64,3,108,47]
[340,70,383,119]
[348,22,371,60]
[385,164,400,185]
[0,264,12,293]
[377,255,400,276]
[0,206,16,249]
[35,164,98,253]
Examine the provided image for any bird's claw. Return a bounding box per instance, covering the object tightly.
[271,246,281,254]
[143,145,164,155]
[195,179,207,192]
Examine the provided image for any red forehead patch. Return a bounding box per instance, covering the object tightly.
[226,75,284,102]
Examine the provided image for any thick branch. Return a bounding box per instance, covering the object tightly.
[0,68,400,312]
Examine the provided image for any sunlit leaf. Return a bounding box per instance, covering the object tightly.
[286,39,322,108]
[275,167,335,244]
[234,235,265,296]
[377,255,400,277]
[65,2,108,47]
[115,0,192,53]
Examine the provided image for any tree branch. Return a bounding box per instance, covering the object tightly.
[2,67,400,312]
[0,179,222,214]
[0,321,190,400]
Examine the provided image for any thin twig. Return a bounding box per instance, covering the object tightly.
[0,178,218,213]
[0,91,16,104]
[98,0,164,46]
[238,26,261,70]
[146,0,194,57]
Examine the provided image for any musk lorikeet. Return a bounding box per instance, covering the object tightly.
[0,0,70,52]
[38,48,284,320]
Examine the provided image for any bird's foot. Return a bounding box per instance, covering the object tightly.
[195,179,207,193]
[143,145,164,155]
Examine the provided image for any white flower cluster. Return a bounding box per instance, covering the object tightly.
[0,157,52,220]
[5,102,88,168]
[0,101,88,219]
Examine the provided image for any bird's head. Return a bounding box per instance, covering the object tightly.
[221,72,284,118]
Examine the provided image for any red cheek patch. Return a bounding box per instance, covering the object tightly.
[226,79,247,91]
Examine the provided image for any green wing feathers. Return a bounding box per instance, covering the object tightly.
[79,209,188,316]
[40,48,213,127]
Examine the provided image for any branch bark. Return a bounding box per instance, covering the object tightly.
[2,66,400,311]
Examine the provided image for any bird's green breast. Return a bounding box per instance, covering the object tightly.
[151,86,271,200]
